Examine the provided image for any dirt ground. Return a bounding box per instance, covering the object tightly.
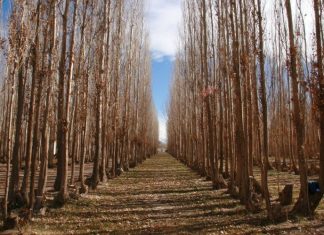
[3,152,324,234]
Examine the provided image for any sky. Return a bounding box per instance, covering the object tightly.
[145,0,183,143]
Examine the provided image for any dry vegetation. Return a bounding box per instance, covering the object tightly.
[0,0,158,228]
[0,0,324,233]
[168,0,324,219]
[23,153,324,234]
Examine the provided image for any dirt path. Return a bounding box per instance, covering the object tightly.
[24,153,324,234]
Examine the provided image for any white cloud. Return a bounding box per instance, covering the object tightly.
[145,0,183,61]
[264,1,314,56]
[158,113,167,143]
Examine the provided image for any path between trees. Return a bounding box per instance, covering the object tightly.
[19,153,324,234]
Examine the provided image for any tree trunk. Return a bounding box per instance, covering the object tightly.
[55,0,71,204]
[285,0,309,215]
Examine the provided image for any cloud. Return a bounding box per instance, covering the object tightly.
[263,1,314,56]
[158,113,167,143]
[145,0,183,61]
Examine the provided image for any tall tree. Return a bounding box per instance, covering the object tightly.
[285,0,309,215]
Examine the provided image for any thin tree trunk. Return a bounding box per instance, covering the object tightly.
[55,0,71,204]
[285,0,309,215]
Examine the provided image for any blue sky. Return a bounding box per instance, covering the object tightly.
[145,0,182,142]
[1,0,10,22]
[152,59,173,142]
[152,59,172,117]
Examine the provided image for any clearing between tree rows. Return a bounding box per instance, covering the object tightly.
[10,152,324,234]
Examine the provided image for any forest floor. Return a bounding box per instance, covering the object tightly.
[3,152,324,234]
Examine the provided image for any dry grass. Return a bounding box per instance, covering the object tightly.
[16,153,324,234]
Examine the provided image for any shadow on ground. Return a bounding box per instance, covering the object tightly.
[28,153,324,234]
